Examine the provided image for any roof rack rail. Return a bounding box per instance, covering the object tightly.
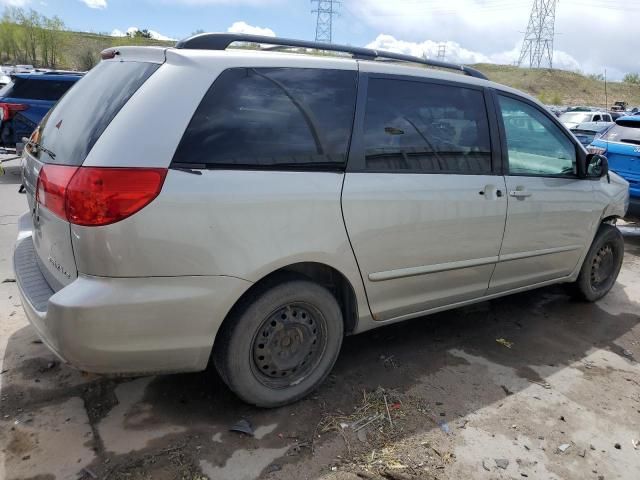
[175,33,489,80]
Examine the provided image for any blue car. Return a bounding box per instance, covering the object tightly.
[589,116,640,218]
[0,71,83,148]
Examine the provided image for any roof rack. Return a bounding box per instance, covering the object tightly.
[175,33,489,80]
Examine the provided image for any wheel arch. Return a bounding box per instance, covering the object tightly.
[212,261,360,357]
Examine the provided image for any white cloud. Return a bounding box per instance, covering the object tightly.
[348,0,639,80]
[80,0,107,8]
[227,21,275,37]
[110,27,176,41]
[0,0,31,6]
[366,34,581,74]
[160,0,282,5]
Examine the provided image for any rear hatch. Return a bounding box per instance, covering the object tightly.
[22,55,163,292]
[596,120,640,197]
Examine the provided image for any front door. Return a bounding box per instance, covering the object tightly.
[342,74,507,321]
[488,94,602,294]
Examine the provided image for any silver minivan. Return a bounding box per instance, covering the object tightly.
[14,34,629,407]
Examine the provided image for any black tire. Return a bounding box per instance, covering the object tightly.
[570,224,624,302]
[214,275,344,407]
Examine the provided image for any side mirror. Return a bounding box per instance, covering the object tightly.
[586,153,609,179]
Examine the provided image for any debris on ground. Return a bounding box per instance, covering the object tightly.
[482,459,491,471]
[632,439,639,450]
[2,278,16,283]
[82,467,98,479]
[614,443,621,450]
[528,379,552,389]
[438,420,450,434]
[557,444,571,453]
[622,349,633,358]
[496,338,513,349]
[495,458,509,469]
[229,418,254,436]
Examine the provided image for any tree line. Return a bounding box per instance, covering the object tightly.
[0,7,65,68]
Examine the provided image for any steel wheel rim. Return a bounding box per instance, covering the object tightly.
[251,302,327,389]
[590,243,615,290]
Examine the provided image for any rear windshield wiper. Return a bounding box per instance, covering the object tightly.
[22,137,56,160]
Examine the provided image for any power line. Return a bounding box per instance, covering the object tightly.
[311,0,340,43]
[437,43,446,61]
[518,0,557,68]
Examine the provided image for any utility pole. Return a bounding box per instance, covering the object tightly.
[437,43,446,62]
[517,0,557,68]
[311,0,339,43]
[605,69,608,111]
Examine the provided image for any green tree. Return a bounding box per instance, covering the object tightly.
[128,28,152,39]
[624,73,640,84]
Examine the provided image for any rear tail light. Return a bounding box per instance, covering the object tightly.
[36,166,167,226]
[0,102,29,121]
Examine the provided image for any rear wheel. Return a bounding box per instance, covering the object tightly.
[214,276,343,407]
[570,224,624,302]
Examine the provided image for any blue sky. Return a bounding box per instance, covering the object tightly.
[27,0,372,46]
[2,0,639,79]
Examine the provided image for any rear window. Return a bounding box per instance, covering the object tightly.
[601,123,640,146]
[35,61,159,165]
[0,77,76,101]
[172,67,357,170]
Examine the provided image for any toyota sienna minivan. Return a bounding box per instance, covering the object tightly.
[14,34,629,407]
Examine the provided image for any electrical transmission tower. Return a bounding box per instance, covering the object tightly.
[311,0,339,43]
[517,0,557,68]
[437,43,446,62]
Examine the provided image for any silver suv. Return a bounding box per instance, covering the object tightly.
[14,34,629,407]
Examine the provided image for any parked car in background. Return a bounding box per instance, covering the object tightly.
[13,35,628,407]
[589,116,640,219]
[570,121,613,147]
[611,101,627,112]
[559,111,612,129]
[0,71,83,148]
[609,111,628,121]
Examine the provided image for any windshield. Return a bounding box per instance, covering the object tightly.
[559,112,592,123]
[601,123,640,145]
[0,77,76,101]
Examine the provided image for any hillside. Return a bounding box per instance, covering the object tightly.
[44,30,640,108]
[473,63,640,108]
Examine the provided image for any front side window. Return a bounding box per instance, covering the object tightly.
[362,78,492,173]
[173,68,357,170]
[499,95,576,176]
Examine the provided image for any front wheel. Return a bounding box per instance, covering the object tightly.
[214,276,344,407]
[570,224,624,302]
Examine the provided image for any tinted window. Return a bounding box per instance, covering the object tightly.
[173,68,357,170]
[602,123,640,145]
[499,95,576,176]
[362,78,492,173]
[0,77,76,101]
[35,61,159,165]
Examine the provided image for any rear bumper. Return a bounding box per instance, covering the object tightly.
[13,214,251,375]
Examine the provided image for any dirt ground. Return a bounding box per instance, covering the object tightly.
[1,157,639,480]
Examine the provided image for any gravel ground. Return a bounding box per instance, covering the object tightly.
[0,157,639,480]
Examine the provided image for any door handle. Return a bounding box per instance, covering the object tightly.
[509,189,532,198]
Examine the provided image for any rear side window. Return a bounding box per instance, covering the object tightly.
[35,61,159,165]
[172,68,357,170]
[362,78,492,173]
[0,77,76,101]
